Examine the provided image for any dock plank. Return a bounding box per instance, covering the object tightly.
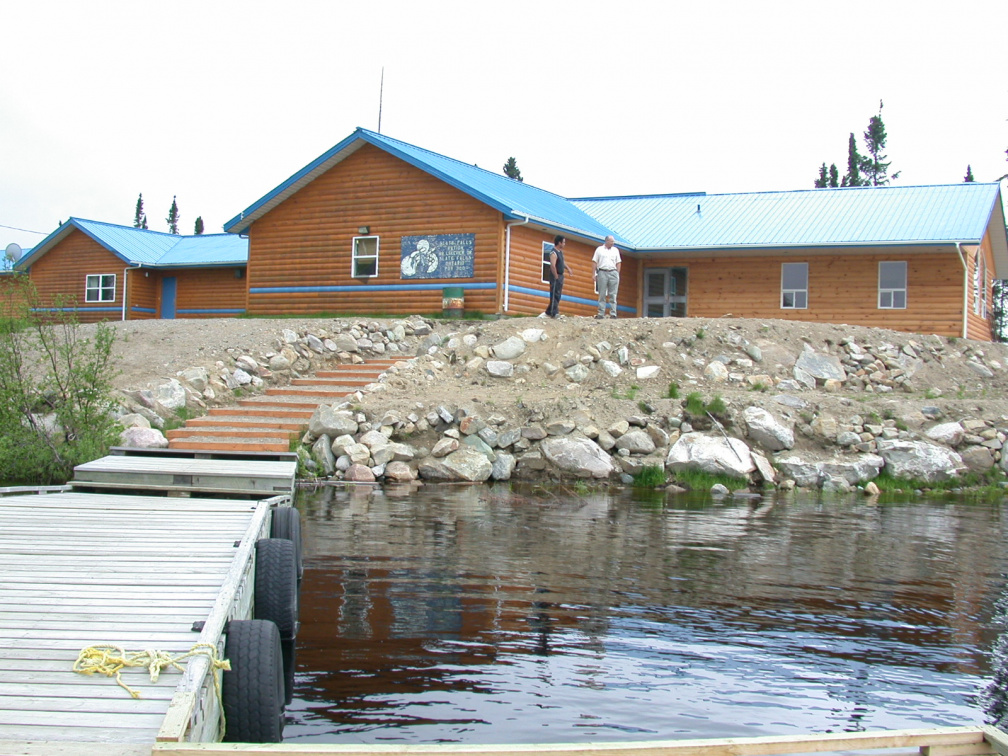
[0,490,274,745]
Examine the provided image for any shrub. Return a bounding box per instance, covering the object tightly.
[0,279,119,484]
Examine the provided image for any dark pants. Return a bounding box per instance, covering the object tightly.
[546,275,565,316]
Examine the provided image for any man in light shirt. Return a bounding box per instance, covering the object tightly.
[591,236,621,319]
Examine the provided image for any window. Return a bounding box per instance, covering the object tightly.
[781,263,807,309]
[541,242,554,283]
[973,253,987,318]
[85,274,116,303]
[878,261,907,309]
[352,236,379,278]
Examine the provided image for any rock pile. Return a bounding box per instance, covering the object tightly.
[108,314,1008,491]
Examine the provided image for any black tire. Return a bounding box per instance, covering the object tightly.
[255,539,298,641]
[271,506,303,581]
[222,619,285,743]
[281,638,296,705]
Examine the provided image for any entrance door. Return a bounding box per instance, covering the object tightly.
[160,277,177,319]
[643,267,687,317]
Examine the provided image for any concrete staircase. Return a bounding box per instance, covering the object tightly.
[167,359,399,453]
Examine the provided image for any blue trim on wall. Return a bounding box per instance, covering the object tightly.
[29,306,121,313]
[250,282,497,294]
[507,284,636,314]
[177,308,246,315]
[130,306,157,314]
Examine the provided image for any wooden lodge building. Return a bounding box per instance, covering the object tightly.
[15,128,1008,340]
[13,218,248,322]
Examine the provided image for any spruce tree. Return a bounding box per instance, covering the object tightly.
[861,101,899,186]
[133,193,147,228]
[964,165,975,182]
[814,163,829,188]
[502,157,523,182]
[194,216,204,235]
[829,163,839,188]
[166,196,180,235]
[841,133,865,187]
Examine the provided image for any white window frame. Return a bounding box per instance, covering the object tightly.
[878,261,907,309]
[352,236,379,279]
[85,273,116,303]
[541,242,554,283]
[973,253,987,318]
[780,263,808,309]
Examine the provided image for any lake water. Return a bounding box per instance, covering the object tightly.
[283,483,1008,745]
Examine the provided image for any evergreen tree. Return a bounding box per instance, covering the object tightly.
[814,163,829,188]
[861,101,899,186]
[841,133,865,187]
[166,196,180,235]
[194,216,204,235]
[133,193,147,228]
[502,157,523,182]
[964,165,975,182]
[829,163,839,188]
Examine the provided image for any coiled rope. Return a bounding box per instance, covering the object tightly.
[74,643,231,737]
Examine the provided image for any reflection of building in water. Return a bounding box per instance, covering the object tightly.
[296,487,1005,728]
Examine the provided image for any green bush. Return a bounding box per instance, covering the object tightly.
[0,280,119,484]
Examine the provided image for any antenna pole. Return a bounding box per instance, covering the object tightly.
[378,67,384,133]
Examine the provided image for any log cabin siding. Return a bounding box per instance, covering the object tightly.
[638,248,972,338]
[127,270,158,319]
[246,144,502,316]
[28,230,124,323]
[504,226,639,316]
[965,237,996,341]
[170,268,247,319]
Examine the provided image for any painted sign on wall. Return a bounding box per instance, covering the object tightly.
[400,233,475,279]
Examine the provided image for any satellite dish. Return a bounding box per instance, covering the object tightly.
[4,243,22,262]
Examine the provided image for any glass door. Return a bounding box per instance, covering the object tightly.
[643,267,687,317]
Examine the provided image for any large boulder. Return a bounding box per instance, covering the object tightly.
[614,429,656,455]
[794,346,846,384]
[742,406,794,451]
[119,426,168,449]
[309,406,359,437]
[876,440,964,482]
[540,436,614,479]
[925,422,964,447]
[776,454,884,488]
[665,433,755,478]
[442,446,494,482]
[492,336,526,360]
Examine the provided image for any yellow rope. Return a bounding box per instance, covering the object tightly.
[74,643,232,736]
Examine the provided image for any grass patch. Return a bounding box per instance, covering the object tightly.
[161,407,192,433]
[668,468,747,492]
[632,465,667,488]
[870,469,1006,499]
[666,381,680,399]
[613,384,641,401]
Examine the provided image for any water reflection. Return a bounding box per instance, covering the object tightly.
[287,484,1008,744]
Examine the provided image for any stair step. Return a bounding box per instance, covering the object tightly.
[167,427,298,440]
[211,405,315,417]
[187,416,305,430]
[168,438,291,453]
[290,376,375,386]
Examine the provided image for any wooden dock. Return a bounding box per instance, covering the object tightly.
[0,488,278,747]
[71,448,299,499]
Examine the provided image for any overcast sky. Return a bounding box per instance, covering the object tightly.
[3,0,1007,253]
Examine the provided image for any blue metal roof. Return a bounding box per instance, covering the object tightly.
[572,183,1005,250]
[224,128,620,243]
[16,218,248,270]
